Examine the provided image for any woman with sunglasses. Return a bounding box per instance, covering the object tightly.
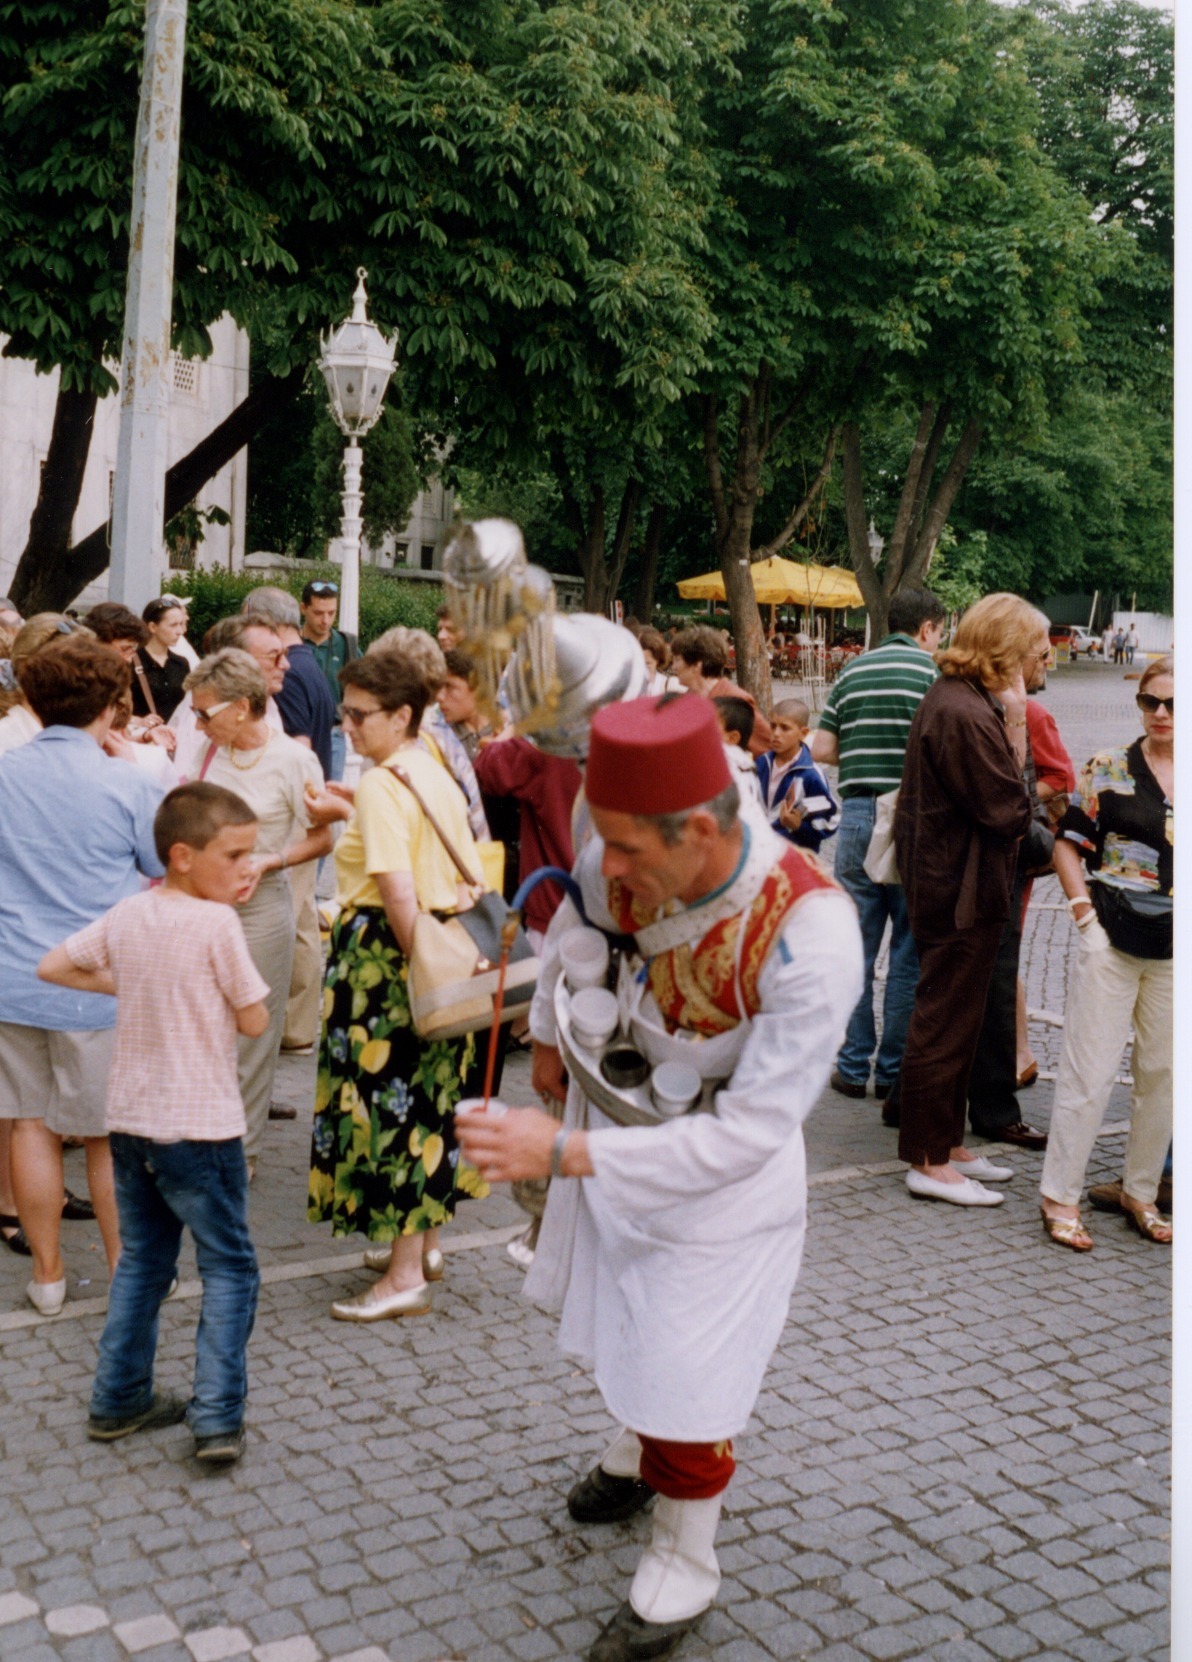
[305,651,488,1322]
[1039,655,1173,1250]
[184,650,332,1177]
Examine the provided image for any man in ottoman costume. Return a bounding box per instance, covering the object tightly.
[457,694,862,1662]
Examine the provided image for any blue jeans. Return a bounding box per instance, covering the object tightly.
[91,1135,259,1437]
[833,796,919,1088]
[330,726,346,783]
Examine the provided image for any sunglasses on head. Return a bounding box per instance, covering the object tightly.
[306,582,338,597]
[1136,693,1173,715]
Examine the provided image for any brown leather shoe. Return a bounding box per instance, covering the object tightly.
[992,1121,1048,1150]
[1089,1178,1173,1214]
[830,1070,867,1099]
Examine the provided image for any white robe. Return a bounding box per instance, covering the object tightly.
[524,829,863,1442]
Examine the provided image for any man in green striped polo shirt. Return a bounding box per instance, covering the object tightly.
[810,588,945,1105]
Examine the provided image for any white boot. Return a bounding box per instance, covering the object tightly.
[601,1426,643,1478]
[628,1495,722,1625]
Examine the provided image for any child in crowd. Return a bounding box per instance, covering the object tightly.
[756,698,840,852]
[38,783,270,1466]
[713,695,763,810]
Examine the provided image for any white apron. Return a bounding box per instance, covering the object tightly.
[524,831,864,1442]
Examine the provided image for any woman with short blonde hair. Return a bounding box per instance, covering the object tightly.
[184,648,269,719]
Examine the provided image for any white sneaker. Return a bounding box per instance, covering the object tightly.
[27,1277,67,1315]
[954,1154,1015,1182]
[906,1170,1004,1207]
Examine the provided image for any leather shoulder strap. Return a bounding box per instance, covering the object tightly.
[387,764,481,887]
[133,657,159,720]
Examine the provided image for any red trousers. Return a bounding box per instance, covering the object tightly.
[638,1436,735,1500]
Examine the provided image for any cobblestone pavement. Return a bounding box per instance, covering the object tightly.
[0,659,1169,1662]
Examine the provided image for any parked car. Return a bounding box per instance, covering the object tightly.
[1048,624,1100,657]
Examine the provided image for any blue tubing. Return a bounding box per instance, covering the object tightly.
[511,866,587,921]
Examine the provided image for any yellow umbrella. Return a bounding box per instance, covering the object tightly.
[677,555,863,610]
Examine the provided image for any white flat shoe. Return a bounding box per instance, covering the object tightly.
[954,1154,1015,1182]
[906,1170,1004,1207]
[27,1277,67,1315]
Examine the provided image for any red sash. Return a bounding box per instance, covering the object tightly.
[608,845,837,1035]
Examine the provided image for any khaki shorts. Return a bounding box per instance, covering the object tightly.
[0,1023,113,1138]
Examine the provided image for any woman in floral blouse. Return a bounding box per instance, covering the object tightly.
[1039,656,1173,1250]
[306,651,487,1320]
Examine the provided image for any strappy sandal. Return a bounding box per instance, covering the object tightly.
[0,1213,32,1257]
[1122,1203,1172,1244]
[1041,1209,1093,1253]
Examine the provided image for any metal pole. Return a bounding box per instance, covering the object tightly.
[339,438,363,636]
[109,0,188,606]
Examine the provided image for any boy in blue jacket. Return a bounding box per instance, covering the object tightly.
[756,699,839,852]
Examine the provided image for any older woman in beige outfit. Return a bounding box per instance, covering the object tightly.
[185,650,331,1171]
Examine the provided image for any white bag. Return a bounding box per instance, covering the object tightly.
[862,790,901,885]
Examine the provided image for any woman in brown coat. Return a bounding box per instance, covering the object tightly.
[893,595,1047,1207]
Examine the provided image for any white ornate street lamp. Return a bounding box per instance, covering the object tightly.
[318,268,397,635]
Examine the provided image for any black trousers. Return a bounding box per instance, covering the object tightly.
[897,921,1004,1168]
[967,876,1027,1136]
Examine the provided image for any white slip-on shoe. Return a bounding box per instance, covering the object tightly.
[27,1277,67,1315]
[906,1170,1005,1207]
[955,1154,1015,1182]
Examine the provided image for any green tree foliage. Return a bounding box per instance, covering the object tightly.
[245,377,421,558]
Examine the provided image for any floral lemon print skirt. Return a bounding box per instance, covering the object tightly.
[307,907,488,1240]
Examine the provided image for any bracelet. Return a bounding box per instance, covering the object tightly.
[550,1128,570,1178]
[1066,896,1093,915]
[1006,717,1027,729]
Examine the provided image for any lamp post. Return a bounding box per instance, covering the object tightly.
[109,0,188,605]
[318,268,397,635]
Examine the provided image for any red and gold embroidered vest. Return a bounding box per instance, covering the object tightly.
[608,846,837,1035]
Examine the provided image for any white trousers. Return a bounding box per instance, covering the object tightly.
[1040,937,1172,1208]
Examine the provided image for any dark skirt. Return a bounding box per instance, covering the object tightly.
[307,906,487,1240]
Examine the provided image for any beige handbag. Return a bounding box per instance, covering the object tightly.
[388,766,538,1040]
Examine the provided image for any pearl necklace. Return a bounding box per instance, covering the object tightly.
[228,731,272,771]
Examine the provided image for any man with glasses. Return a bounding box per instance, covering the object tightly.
[300,581,358,782]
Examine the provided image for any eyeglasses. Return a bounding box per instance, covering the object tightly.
[338,702,384,726]
[53,618,79,636]
[1137,693,1174,715]
[255,649,288,666]
[306,582,339,597]
[194,700,234,725]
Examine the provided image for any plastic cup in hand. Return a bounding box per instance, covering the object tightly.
[570,987,619,1050]
[456,1097,509,1120]
[559,927,609,991]
[650,1062,701,1116]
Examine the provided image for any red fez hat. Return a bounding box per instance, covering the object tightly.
[586,694,733,816]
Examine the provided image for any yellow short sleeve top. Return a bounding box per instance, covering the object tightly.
[334,743,482,912]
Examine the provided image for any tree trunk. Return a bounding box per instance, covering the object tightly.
[633,501,665,622]
[574,484,608,613]
[715,381,772,716]
[842,423,889,638]
[606,477,642,610]
[12,365,307,616]
[8,384,100,612]
[903,418,982,586]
